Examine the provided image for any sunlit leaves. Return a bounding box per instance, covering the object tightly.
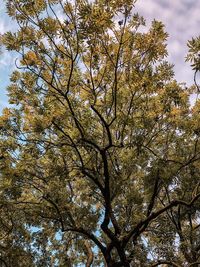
[186,36,200,71]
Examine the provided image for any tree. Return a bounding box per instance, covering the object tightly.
[1,0,200,266]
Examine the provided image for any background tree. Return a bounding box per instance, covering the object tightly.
[1,0,200,266]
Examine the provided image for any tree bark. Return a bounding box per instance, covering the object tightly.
[84,240,94,267]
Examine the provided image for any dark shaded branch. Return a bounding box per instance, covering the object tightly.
[0,258,8,267]
[64,227,106,257]
[147,170,160,216]
[123,193,200,247]
[91,105,113,150]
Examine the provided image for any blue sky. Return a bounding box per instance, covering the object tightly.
[0,0,15,110]
[0,0,200,111]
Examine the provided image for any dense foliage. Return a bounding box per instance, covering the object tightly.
[1,0,200,266]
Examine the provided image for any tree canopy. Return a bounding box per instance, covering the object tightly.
[1,0,200,266]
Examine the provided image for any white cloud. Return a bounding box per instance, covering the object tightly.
[0,50,15,69]
[0,21,6,34]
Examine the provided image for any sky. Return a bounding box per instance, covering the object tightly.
[0,0,15,110]
[0,0,200,111]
